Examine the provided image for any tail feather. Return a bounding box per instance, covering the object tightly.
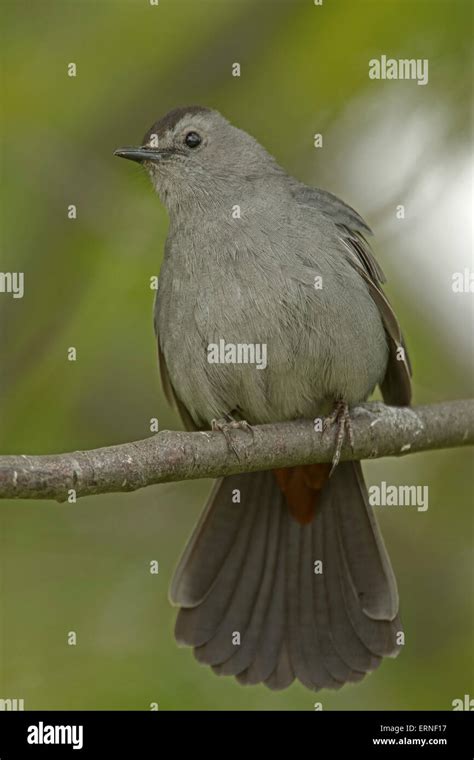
[212,492,282,676]
[169,463,402,691]
[195,476,270,666]
[299,525,348,688]
[173,477,260,647]
[288,516,350,689]
[312,504,374,684]
[287,515,317,690]
[264,640,294,691]
[337,531,401,657]
[170,473,258,607]
[321,503,382,674]
[336,463,399,620]
[236,502,287,685]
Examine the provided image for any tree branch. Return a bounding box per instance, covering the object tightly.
[0,400,472,503]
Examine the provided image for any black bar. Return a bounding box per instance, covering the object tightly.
[0,710,471,757]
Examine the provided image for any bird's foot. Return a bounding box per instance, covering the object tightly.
[211,414,254,459]
[323,399,354,474]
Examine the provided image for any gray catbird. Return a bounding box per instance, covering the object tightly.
[115,106,412,691]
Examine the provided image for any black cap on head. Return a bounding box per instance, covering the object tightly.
[142,105,211,145]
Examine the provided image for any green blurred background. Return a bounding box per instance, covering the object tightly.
[0,0,472,710]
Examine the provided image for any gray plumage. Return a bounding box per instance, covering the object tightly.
[115,106,411,691]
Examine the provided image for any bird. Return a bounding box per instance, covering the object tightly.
[114,105,412,691]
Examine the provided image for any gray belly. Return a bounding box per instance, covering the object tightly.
[155,250,388,427]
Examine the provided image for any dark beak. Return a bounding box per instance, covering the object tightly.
[114,147,172,164]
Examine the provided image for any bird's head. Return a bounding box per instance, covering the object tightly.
[114,106,281,210]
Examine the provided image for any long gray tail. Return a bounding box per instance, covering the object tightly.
[169,463,402,690]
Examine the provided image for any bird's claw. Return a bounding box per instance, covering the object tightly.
[323,400,354,475]
[211,416,254,459]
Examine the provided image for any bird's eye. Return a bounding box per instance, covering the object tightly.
[184,131,202,148]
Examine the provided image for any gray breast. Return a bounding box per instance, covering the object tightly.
[155,206,388,426]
